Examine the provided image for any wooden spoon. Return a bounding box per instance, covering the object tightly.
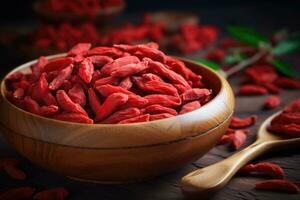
[181,111,300,197]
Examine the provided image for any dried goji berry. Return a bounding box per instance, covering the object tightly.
[94,76,120,87]
[218,134,234,145]
[96,84,133,96]
[67,43,91,57]
[255,180,300,193]
[144,104,177,115]
[43,57,74,73]
[101,107,141,124]
[56,90,87,116]
[145,58,191,90]
[120,94,148,109]
[40,105,59,116]
[218,130,247,149]
[205,49,224,63]
[24,96,42,115]
[264,96,281,110]
[172,83,189,94]
[232,130,247,149]
[283,99,300,113]
[245,64,278,85]
[271,113,300,125]
[68,84,86,107]
[31,73,57,106]
[33,187,69,200]
[150,113,175,121]
[3,164,26,180]
[145,94,182,108]
[111,62,149,78]
[132,76,178,96]
[179,101,201,114]
[0,158,26,180]
[181,88,211,103]
[52,112,93,124]
[95,93,129,121]
[119,77,133,90]
[49,64,73,91]
[114,43,166,63]
[275,77,300,89]
[90,70,104,86]
[263,82,280,94]
[13,88,24,99]
[118,114,150,124]
[142,73,163,81]
[0,187,35,200]
[84,46,124,58]
[31,56,48,81]
[267,123,300,138]
[166,56,202,87]
[230,115,257,128]
[18,80,30,91]
[198,25,219,44]
[88,55,113,69]
[87,88,101,116]
[6,71,23,82]
[78,58,94,84]
[101,56,140,75]
[239,162,285,179]
[239,85,268,95]
[220,38,240,49]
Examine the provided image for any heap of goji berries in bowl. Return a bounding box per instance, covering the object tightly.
[3,43,215,125]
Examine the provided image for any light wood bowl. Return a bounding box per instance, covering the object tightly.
[0,55,234,183]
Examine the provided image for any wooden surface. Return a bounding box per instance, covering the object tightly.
[0,76,299,199]
[0,1,299,198]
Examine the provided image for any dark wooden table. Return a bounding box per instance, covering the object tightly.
[0,75,299,200]
[1,2,300,199]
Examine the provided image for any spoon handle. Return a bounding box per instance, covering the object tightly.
[181,140,271,197]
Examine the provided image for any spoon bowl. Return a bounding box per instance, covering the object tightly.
[181,111,300,197]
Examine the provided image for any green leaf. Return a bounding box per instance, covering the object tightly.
[223,52,248,65]
[271,59,299,78]
[193,58,221,71]
[272,32,300,55]
[227,25,268,47]
[223,54,236,65]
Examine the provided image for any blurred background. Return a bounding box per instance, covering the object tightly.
[0,0,299,76]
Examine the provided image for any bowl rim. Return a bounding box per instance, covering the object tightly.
[1,53,225,127]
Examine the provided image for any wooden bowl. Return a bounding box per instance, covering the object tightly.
[0,55,234,183]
